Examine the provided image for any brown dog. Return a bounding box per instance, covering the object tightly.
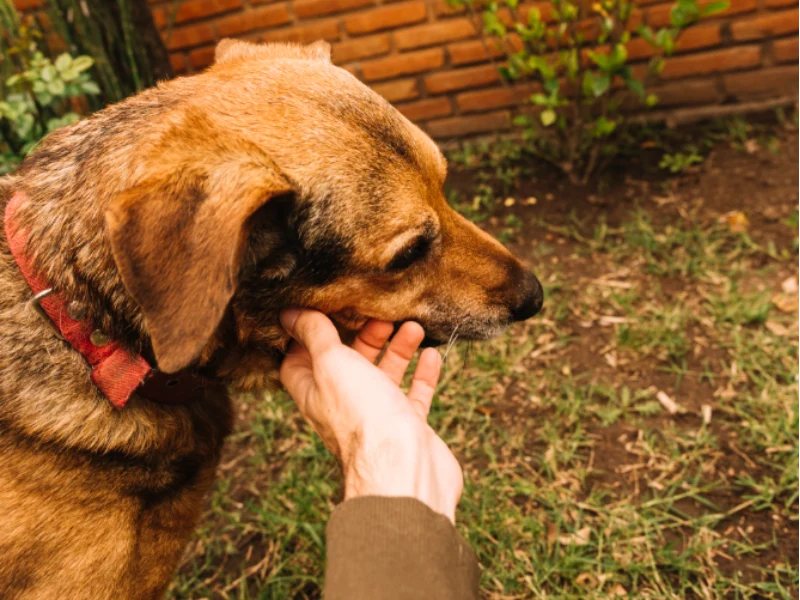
[0,40,542,598]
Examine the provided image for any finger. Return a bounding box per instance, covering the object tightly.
[280,308,341,359]
[407,348,442,418]
[351,320,394,363]
[279,340,316,417]
[378,321,425,385]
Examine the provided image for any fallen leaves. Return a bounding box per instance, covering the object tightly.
[656,390,682,415]
[718,210,750,232]
[771,276,799,313]
[558,526,592,546]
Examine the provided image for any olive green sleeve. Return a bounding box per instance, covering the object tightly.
[324,496,480,600]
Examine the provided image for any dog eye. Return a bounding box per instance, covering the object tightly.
[387,236,432,271]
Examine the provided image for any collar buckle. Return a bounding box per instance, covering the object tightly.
[28,288,65,340]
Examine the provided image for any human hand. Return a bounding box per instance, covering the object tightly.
[279,309,463,523]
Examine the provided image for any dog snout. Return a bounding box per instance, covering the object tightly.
[509,270,543,322]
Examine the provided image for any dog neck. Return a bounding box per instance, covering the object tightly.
[4,190,221,408]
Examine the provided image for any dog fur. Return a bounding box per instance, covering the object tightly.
[0,40,541,598]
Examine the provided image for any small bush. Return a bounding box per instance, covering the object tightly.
[1,19,99,174]
[448,0,728,184]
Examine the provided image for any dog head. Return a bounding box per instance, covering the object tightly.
[105,40,542,386]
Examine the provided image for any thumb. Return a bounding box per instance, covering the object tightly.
[280,308,342,359]
[279,340,316,417]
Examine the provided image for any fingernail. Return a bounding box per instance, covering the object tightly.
[280,308,301,333]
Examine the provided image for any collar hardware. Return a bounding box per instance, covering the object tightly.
[28,288,65,340]
[5,191,222,409]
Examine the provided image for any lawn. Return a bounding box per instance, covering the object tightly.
[168,114,799,599]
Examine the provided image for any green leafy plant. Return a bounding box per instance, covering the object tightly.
[658,146,703,173]
[0,31,99,174]
[448,0,728,184]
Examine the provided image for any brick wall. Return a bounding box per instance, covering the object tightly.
[14,0,800,137]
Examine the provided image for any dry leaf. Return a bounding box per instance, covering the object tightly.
[558,527,591,546]
[653,194,678,206]
[765,321,789,336]
[604,352,618,368]
[504,197,516,207]
[719,210,750,232]
[656,390,681,415]
[772,293,798,313]
[781,276,798,294]
[523,196,538,205]
[599,315,628,326]
[744,139,759,154]
[610,583,628,596]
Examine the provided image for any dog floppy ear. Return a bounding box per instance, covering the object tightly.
[215,39,331,64]
[106,150,293,374]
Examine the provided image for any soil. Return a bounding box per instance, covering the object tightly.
[447,123,799,589]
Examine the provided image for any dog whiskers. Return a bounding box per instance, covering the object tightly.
[442,319,464,365]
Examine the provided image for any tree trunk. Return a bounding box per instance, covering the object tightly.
[44,0,173,106]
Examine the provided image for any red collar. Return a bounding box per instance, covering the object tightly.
[5,191,218,409]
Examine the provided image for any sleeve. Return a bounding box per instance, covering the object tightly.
[323,496,480,600]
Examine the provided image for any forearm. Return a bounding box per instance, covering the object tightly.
[324,496,480,600]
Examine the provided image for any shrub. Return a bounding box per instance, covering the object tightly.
[448,0,728,184]
[1,19,99,174]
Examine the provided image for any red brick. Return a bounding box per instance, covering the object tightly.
[189,46,216,69]
[394,19,477,51]
[361,48,444,81]
[723,65,798,99]
[447,34,522,66]
[397,97,453,121]
[766,0,796,7]
[372,78,421,102]
[332,34,391,64]
[457,84,538,113]
[342,64,360,77]
[448,38,508,66]
[647,0,756,27]
[627,23,720,60]
[12,0,42,9]
[661,45,761,79]
[426,110,511,138]
[424,64,500,95]
[731,9,798,41]
[169,53,188,74]
[432,0,465,16]
[649,79,721,107]
[774,36,799,63]
[217,4,290,37]
[295,0,374,19]
[157,0,241,26]
[262,20,341,44]
[519,2,556,24]
[151,7,167,29]
[345,1,427,35]
[165,23,215,50]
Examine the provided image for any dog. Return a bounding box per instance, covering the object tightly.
[0,39,542,598]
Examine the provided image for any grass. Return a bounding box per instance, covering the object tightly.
[168,127,798,599]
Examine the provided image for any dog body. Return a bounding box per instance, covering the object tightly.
[0,40,541,598]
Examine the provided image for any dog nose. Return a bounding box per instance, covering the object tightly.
[510,271,544,321]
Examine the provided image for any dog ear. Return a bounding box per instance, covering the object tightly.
[215,39,331,64]
[106,154,293,374]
